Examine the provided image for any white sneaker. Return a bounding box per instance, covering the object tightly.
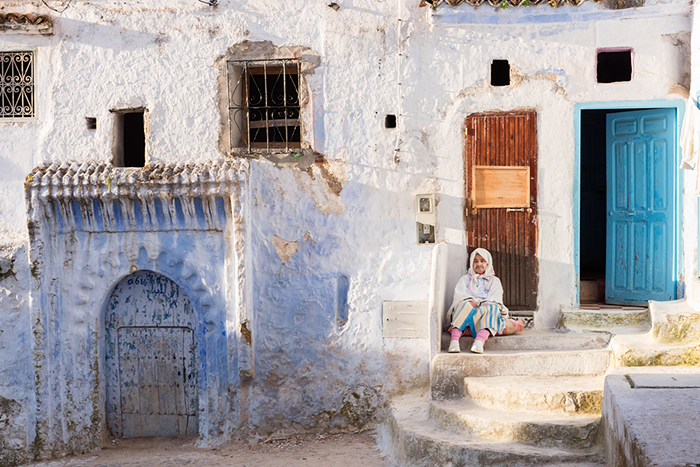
[448,340,461,353]
[470,340,484,354]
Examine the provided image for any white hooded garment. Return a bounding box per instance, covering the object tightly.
[448,248,509,319]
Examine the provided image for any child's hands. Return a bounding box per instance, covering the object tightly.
[470,300,480,308]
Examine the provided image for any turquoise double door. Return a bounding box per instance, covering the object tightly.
[605,108,676,305]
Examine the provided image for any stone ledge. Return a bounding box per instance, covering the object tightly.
[603,368,700,466]
[25,160,248,200]
[24,160,250,234]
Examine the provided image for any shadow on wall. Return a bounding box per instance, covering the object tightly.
[241,265,430,438]
[58,19,165,51]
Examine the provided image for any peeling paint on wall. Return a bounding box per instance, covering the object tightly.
[271,235,299,264]
[293,161,347,215]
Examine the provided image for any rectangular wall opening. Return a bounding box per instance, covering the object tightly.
[491,60,510,86]
[597,49,632,83]
[113,109,146,167]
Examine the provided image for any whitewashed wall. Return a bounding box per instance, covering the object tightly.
[682,0,700,308]
[413,1,692,327]
[0,0,693,463]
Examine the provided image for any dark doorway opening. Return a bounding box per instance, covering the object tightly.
[113,110,146,168]
[580,110,608,291]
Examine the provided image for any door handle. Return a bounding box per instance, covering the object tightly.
[506,208,533,213]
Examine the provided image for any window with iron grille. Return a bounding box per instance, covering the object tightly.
[227,59,301,152]
[1,51,34,119]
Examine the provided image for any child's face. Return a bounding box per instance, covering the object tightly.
[473,253,487,274]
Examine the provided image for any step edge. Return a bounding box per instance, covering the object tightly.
[383,404,603,461]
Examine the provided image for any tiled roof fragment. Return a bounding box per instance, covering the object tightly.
[0,13,53,35]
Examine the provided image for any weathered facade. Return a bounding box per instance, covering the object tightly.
[0,0,698,464]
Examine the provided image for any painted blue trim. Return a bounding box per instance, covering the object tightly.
[574,100,685,306]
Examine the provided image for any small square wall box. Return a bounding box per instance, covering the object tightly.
[415,194,436,244]
[383,301,429,339]
[415,194,436,226]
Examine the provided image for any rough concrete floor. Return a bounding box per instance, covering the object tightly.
[26,432,393,467]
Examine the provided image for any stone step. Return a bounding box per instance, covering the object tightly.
[440,329,611,352]
[378,394,603,467]
[611,333,700,366]
[465,375,605,414]
[429,399,600,449]
[432,348,614,399]
[559,308,651,332]
[650,298,700,344]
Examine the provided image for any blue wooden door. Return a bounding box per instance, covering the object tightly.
[605,109,676,305]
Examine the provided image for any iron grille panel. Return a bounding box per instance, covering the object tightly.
[0,51,34,119]
[227,59,301,153]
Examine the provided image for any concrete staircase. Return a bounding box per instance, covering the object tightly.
[378,297,700,466]
[378,332,611,466]
[381,246,700,465]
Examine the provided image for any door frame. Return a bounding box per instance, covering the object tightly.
[463,110,539,310]
[574,100,685,307]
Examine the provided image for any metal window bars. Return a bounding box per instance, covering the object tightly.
[227,59,301,153]
[0,51,34,119]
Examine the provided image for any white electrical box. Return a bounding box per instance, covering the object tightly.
[415,194,436,225]
[383,301,429,339]
[415,194,436,244]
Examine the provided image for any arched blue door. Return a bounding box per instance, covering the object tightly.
[105,271,198,437]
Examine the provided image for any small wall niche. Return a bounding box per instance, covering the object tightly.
[112,109,146,167]
[491,60,510,86]
[597,48,632,83]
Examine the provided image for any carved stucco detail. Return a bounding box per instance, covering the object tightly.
[24,160,251,455]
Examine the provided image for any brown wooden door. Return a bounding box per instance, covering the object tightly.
[464,111,538,310]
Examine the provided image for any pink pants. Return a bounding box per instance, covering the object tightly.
[449,318,524,342]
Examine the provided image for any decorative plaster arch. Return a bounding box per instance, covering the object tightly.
[25,160,252,457]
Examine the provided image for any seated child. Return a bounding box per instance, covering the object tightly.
[447,247,524,354]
